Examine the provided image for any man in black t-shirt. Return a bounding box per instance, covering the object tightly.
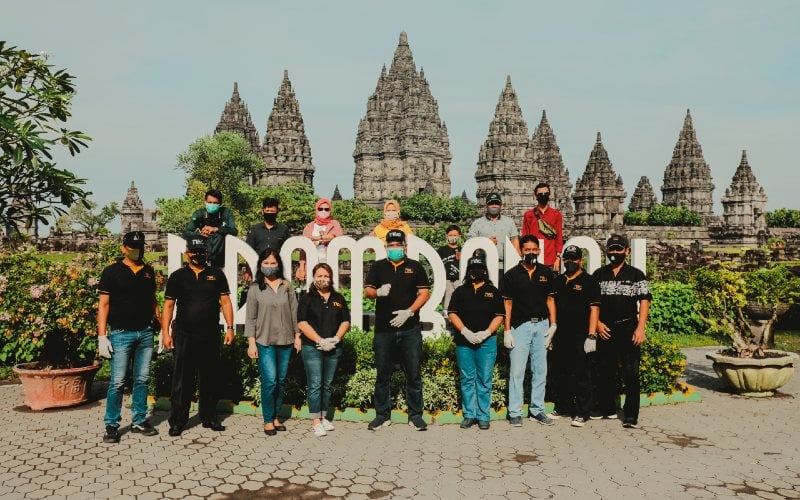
[592,234,652,428]
[552,245,600,428]
[162,237,235,436]
[97,231,159,443]
[364,229,430,431]
[437,225,462,311]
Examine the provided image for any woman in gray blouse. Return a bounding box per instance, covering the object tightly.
[245,248,301,436]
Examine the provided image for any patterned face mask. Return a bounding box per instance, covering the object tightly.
[314,278,331,290]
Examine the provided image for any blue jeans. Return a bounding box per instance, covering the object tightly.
[301,344,342,419]
[456,339,497,422]
[104,328,154,428]
[257,343,292,423]
[508,320,549,417]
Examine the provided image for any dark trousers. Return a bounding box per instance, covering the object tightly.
[373,326,423,419]
[596,321,640,422]
[552,333,593,419]
[169,332,221,427]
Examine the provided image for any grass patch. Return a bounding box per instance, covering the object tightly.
[774,330,800,354]
[671,332,727,348]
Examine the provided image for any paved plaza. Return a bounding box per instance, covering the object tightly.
[1,347,798,499]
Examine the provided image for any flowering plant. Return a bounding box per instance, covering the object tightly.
[0,246,112,368]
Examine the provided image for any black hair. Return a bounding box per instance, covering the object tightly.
[205,189,223,203]
[519,235,540,247]
[445,224,461,234]
[262,197,280,209]
[255,248,284,290]
[534,182,550,193]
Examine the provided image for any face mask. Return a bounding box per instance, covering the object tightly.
[447,236,459,245]
[205,203,220,214]
[486,206,501,216]
[523,253,539,266]
[469,269,488,283]
[189,254,207,266]
[263,212,278,224]
[384,211,399,221]
[126,248,142,262]
[314,278,331,290]
[387,248,404,262]
[316,210,330,220]
[536,193,550,206]
[607,252,626,265]
[564,261,581,274]
[261,266,280,277]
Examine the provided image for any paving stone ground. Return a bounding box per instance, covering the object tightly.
[1,347,799,499]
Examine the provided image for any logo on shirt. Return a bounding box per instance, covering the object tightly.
[404,268,414,274]
[206,276,216,281]
[573,284,582,291]
[539,276,548,283]
[332,301,343,308]
[484,292,494,299]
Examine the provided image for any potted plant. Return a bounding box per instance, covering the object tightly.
[1,247,109,410]
[694,265,800,396]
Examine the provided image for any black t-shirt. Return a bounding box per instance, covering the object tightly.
[365,259,430,332]
[437,245,460,281]
[246,222,292,256]
[165,266,230,336]
[554,271,601,338]
[98,259,156,331]
[500,263,556,328]
[297,288,351,345]
[593,263,652,324]
[447,282,505,346]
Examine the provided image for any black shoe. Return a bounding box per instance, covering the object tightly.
[460,418,477,429]
[623,419,638,429]
[263,426,277,436]
[477,421,490,430]
[202,420,225,432]
[131,420,159,437]
[103,426,120,443]
[168,425,183,437]
[408,415,428,431]
[367,415,391,431]
[273,423,286,432]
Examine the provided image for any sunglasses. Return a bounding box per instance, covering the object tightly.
[318,208,331,212]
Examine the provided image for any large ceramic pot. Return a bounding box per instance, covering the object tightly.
[706,350,798,397]
[13,361,102,410]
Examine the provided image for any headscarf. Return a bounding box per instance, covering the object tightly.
[314,198,333,226]
[378,199,404,230]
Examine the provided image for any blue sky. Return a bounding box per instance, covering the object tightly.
[4,1,799,229]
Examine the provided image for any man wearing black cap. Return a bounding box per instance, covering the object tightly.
[161,237,236,436]
[184,189,238,268]
[592,234,651,428]
[364,229,431,431]
[447,256,505,430]
[552,245,600,428]
[467,193,520,271]
[97,231,159,443]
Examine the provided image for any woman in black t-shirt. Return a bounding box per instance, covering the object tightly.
[297,263,351,437]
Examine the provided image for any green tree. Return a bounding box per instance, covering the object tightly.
[766,208,800,228]
[623,204,702,226]
[332,198,382,230]
[398,193,479,224]
[0,42,92,235]
[56,200,119,235]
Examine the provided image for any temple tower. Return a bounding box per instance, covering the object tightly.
[629,176,658,212]
[721,150,768,245]
[475,76,533,222]
[121,181,144,234]
[353,32,451,206]
[530,110,574,229]
[332,185,342,201]
[214,82,260,154]
[258,70,315,187]
[661,109,714,219]
[572,133,626,237]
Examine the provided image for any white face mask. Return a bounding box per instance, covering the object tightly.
[316,210,331,220]
[384,211,399,221]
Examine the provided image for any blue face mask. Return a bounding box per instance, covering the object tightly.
[206,203,220,214]
[387,248,404,262]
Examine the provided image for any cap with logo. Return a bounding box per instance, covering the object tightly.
[385,229,406,244]
[606,234,629,251]
[466,256,488,269]
[485,193,502,205]
[122,231,145,250]
[186,237,207,253]
[562,245,582,260]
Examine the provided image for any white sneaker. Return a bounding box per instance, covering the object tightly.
[321,418,335,431]
[312,423,327,437]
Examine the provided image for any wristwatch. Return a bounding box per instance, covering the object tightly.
[588,332,597,338]
[226,325,234,330]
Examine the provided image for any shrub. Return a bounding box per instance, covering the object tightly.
[415,225,448,248]
[399,193,479,225]
[638,331,687,394]
[766,208,800,228]
[623,204,702,226]
[647,281,704,336]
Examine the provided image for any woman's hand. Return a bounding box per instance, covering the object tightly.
[294,335,302,353]
[247,342,258,359]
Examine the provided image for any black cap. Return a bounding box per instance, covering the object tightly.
[562,245,582,260]
[186,237,207,253]
[122,231,145,250]
[385,229,405,244]
[606,234,629,251]
[467,256,487,269]
[485,193,502,204]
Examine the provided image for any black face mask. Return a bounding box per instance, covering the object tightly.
[469,269,488,283]
[536,193,550,206]
[523,254,538,266]
[189,254,207,267]
[564,261,581,274]
[607,252,626,266]
[263,212,278,224]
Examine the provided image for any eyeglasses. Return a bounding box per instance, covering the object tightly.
[318,208,331,212]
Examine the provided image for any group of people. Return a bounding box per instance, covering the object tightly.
[96,184,650,443]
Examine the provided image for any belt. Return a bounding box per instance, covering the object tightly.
[610,317,636,325]
[530,317,547,323]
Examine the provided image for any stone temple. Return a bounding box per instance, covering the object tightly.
[629,176,658,213]
[353,32,451,206]
[572,133,627,238]
[719,150,768,245]
[120,181,160,240]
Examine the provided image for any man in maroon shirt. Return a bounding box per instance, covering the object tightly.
[522,182,564,271]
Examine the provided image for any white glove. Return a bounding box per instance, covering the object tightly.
[584,337,597,354]
[475,330,492,343]
[503,329,515,349]
[389,309,413,328]
[461,327,480,345]
[544,324,557,350]
[327,336,341,347]
[376,284,392,297]
[98,336,113,359]
[317,338,335,351]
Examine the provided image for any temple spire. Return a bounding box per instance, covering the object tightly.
[215,81,260,153]
[661,109,714,219]
[721,149,768,244]
[572,132,626,236]
[530,109,574,228]
[629,176,658,212]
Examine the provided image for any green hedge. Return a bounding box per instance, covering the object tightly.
[647,281,704,336]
